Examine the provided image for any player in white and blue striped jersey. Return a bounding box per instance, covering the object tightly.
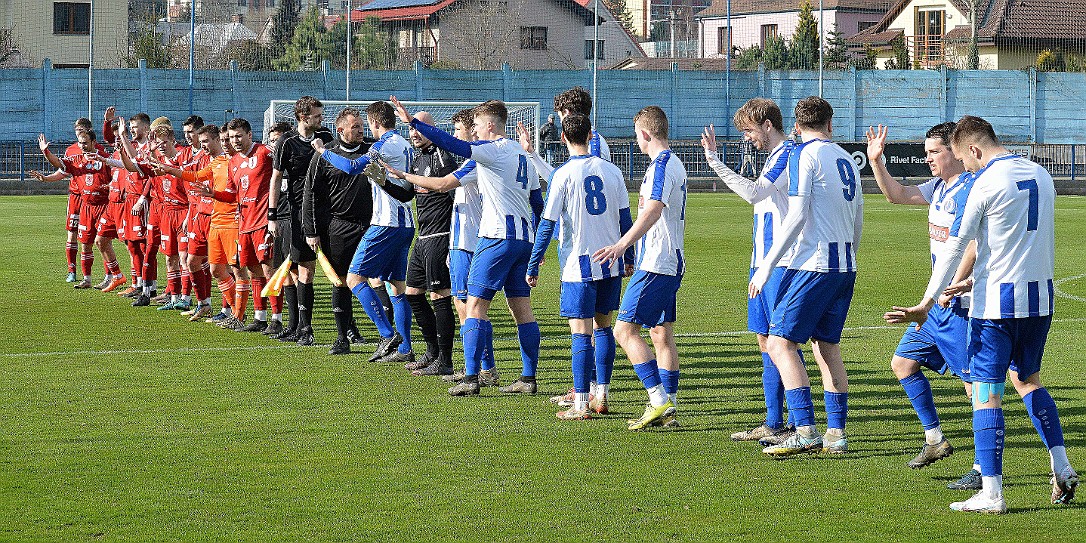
[526,113,632,420]
[315,102,417,364]
[594,106,687,430]
[870,122,976,477]
[893,116,1077,514]
[751,97,863,457]
[393,97,544,397]
[702,98,806,445]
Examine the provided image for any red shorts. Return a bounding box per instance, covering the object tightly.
[66,193,81,232]
[76,200,108,244]
[158,207,189,256]
[208,225,239,265]
[187,213,211,257]
[121,197,146,242]
[237,227,272,268]
[96,201,124,240]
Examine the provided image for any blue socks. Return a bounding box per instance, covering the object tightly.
[660,368,680,396]
[784,387,815,428]
[974,407,1005,476]
[351,283,394,338]
[762,352,785,428]
[517,321,540,378]
[900,372,940,430]
[1024,388,1065,449]
[462,318,491,376]
[633,359,662,389]
[391,293,412,354]
[571,333,593,394]
[594,327,615,386]
[824,391,848,431]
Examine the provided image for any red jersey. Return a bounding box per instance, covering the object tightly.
[62,154,111,206]
[229,143,273,234]
[123,139,153,198]
[63,142,104,194]
[108,150,125,203]
[137,145,189,209]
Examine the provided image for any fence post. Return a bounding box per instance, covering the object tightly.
[846,66,857,139]
[41,59,53,140]
[670,62,679,129]
[501,63,511,101]
[939,64,948,123]
[1072,144,1077,184]
[19,141,26,193]
[415,60,424,100]
[322,59,330,100]
[138,58,148,115]
[1029,67,1037,143]
[230,60,240,121]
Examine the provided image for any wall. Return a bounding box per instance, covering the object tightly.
[7,62,1086,144]
[3,0,131,68]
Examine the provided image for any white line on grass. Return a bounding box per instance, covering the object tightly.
[1054,274,1086,303]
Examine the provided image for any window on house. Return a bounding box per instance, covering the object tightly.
[585,39,604,60]
[915,8,945,65]
[53,2,90,35]
[760,24,778,48]
[717,26,732,55]
[857,21,877,32]
[520,26,548,50]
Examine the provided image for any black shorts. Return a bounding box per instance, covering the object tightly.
[273,219,290,268]
[320,218,366,277]
[406,234,451,292]
[283,212,317,263]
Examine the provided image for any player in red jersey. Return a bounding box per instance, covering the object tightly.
[88,137,130,293]
[38,131,112,289]
[112,113,154,299]
[57,118,103,281]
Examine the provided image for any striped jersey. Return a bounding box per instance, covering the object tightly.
[785,139,863,273]
[751,140,794,269]
[542,155,628,282]
[636,149,687,276]
[948,154,1055,319]
[916,174,972,309]
[450,160,482,252]
[369,131,415,229]
[465,137,540,242]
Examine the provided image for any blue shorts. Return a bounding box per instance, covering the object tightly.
[894,303,970,379]
[467,237,532,300]
[618,270,681,327]
[449,248,473,301]
[967,316,1052,383]
[560,277,622,319]
[348,225,414,281]
[770,269,856,344]
[748,266,787,335]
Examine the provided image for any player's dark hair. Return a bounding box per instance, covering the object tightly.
[225,118,252,134]
[561,113,591,145]
[554,86,592,116]
[183,115,204,129]
[475,100,508,125]
[269,121,292,136]
[78,129,97,141]
[132,113,151,125]
[74,117,93,130]
[734,98,783,132]
[294,96,323,121]
[196,124,220,138]
[924,122,956,147]
[366,101,396,129]
[451,108,475,130]
[633,105,668,140]
[336,106,362,127]
[794,96,833,130]
[951,115,999,147]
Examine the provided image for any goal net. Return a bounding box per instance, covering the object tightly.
[263,100,541,149]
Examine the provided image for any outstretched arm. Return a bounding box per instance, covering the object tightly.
[592,200,664,266]
[526,218,557,286]
[702,125,785,204]
[867,125,926,205]
[382,158,461,192]
[38,134,64,171]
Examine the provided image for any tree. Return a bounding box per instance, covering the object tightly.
[763,35,791,69]
[274,6,331,71]
[225,41,275,71]
[850,45,878,70]
[455,0,517,69]
[268,0,301,58]
[352,16,397,70]
[602,0,636,37]
[791,0,819,69]
[883,34,911,69]
[823,24,848,70]
[735,44,762,70]
[126,26,172,68]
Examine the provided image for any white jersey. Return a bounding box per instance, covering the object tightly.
[949,154,1055,319]
[450,160,482,252]
[589,130,611,162]
[751,141,794,269]
[465,137,540,242]
[369,131,415,228]
[916,175,972,308]
[636,149,687,276]
[542,155,628,282]
[786,139,863,272]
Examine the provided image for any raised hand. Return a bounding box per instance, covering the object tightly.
[389,95,412,124]
[866,124,888,163]
[516,121,534,153]
[38,133,50,153]
[104,106,116,122]
[701,124,718,154]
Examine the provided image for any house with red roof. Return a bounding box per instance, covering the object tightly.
[348,0,645,69]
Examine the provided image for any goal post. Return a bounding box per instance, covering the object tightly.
[263,100,541,150]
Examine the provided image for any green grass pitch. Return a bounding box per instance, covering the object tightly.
[1,194,1084,541]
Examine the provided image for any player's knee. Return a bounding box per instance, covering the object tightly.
[890,356,920,379]
[972,382,1005,407]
